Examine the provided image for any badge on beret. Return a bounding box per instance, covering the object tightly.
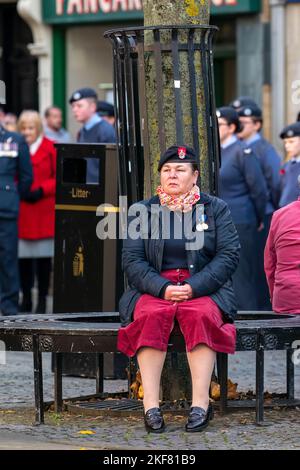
[233,100,241,109]
[244,108,252,116]
[287,130,294,137]
[216,110,221,118]
[73,92,81,101]
[178,147,187,159]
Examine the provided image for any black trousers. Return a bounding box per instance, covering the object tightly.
[0,218,19,315]
[19,258,52,301]
[255,213,273,311]
[233,223,258,311]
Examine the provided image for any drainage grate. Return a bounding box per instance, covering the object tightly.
[67,399,191,417]
[66,394,300,418]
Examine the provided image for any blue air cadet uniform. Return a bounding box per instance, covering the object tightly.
[0,125,32,315]
[238,105,281,310]
[69,88,116,183]
[217,107,268,311]
[279,122,300,207]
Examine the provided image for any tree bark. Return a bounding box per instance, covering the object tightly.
[143,0,211,403]
[143,0,211,192]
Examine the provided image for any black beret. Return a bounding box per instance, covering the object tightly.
[69,87,98,104]
[158,145,198,172]
[217,107,243,133]
[238,105,262,119]
[97,100,115,117]
[280,122,300,139]
[229,96,259,110]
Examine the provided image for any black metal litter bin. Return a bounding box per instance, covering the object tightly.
[53,143,127,379]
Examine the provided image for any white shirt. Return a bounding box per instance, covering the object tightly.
[30,135,43,155]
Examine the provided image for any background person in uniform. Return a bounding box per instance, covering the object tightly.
[217,107,267,311]
[3,113,17,133]
[118,145,239,434]
[0,106,6,125]
[69,88,116,183]
[237,104,281,310]
[17,111,57,314]
[97,100,116,127]
[44,106,72,144]
[279,122,300,207]
[264,180,300,315]
[229,96,259,112]
[0,122,32,316]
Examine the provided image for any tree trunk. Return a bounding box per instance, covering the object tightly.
[143,0,211,192]
[143,0,211,403]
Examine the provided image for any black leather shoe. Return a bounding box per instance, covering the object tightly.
[185,404,213,433]
[144,407,165,434]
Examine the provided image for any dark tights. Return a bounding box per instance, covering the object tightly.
[19,258,52,313]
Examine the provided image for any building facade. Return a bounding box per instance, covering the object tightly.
[0,0,299,150]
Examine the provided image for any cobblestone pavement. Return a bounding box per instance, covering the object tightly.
[0,351,299,450]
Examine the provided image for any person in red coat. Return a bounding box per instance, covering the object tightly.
[17,110,56,313]
[264,189,300,314]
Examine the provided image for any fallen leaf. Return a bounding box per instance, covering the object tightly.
[210,379,238,400]
[78,430,96,435]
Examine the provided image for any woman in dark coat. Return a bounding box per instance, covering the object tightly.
[118,145,240,434]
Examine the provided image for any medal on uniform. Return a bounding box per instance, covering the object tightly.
[196,208,208,232]
[0,140,18,158]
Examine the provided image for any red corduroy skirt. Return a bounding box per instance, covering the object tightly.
[117,269,236,357]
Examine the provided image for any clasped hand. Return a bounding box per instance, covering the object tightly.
[164,284,193,302]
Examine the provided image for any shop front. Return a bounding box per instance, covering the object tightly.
[40,0,264,135]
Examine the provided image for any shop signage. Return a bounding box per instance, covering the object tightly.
[42,0,261,25]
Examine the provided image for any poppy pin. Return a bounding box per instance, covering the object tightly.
[178,147,187,159]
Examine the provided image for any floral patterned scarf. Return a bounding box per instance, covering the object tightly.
[157,184,200,213]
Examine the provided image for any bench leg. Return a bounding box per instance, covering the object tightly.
[53,353,63,413]
[33,335,44,425]
[96,353,104,394]
[217,353,228,414]
[256,347,264,424]
[286,349,295,401]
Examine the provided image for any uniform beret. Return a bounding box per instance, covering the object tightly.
[158,145,198,172]
[229,96,259,110]
[217,107,243,134]
[280,122,300,139]
[238,105,262,119]
[69,87,98,104]
[97,100,115,117]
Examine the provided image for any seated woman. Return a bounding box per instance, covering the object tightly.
[264,185,300,314]
[117,145,240,433]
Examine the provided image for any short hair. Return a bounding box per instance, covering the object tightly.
[86,97,97,106]
[17,110,43,135]
[44,106,61,118]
